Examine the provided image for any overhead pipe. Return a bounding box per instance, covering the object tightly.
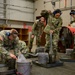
[44,0,62,4]
[0,2,36,14]
[0,6,34,14]
[23,0,34,2]
[0,2,35,10]
[8,7,34,14]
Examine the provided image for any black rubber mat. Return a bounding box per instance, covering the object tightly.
[0,69,16,75]
[32,60,63,68]
[60,58,75,62]
[26,53,38,58]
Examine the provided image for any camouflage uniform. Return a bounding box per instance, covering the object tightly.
[70,10,75,58]
[0,30,19,70]
[70,17,75,24]
[29,20,45,52]
[18,40,29,57]
[44,14,62,53]
[70,10,75,24]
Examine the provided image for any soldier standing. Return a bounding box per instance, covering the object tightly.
[44,9,63,61]
[70,10,75,24]
[0,29,19,70]
[70,10,75,58]
[29,17,46,53]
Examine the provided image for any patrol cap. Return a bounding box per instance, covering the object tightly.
[41,10,48,16]
[70,10,75,15]
[40,10,49,18]
[53,9,62,15]
[10,29,18,37]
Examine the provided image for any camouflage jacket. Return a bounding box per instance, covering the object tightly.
[0,30,19,56]
[18,40,28,53]
[44,15,62,35]
[70,17,75,24]
[32,20,45,36]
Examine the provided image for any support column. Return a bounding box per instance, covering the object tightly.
[3,0,8,25]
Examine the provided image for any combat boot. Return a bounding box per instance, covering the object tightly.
[45,48,49,53]
[29,48,31,53]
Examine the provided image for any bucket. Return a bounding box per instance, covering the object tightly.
[0,64,8,75]
[35,47,45,53]
[38,53,49,64]
[17,59,32,75]
[66,49,73,55]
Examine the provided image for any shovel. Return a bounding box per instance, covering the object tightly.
[48,33,56,63]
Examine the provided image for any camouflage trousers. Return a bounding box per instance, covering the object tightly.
[45,33,59,53]
[0,54,16,70]
[29,35,41,52]
[5,58,16,70]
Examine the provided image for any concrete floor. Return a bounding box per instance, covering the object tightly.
[30,39,75,75]
[31,62,75,75]
[30,54,75,75]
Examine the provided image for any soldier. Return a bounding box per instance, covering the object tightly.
[70,10,75,24]
[0,29,19,70]
[44,9,63,61]
[29,17,46,53]
[70,10,75,58]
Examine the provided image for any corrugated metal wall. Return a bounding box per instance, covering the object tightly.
[34,0,75,26]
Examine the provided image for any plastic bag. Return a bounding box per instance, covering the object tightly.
[17,53,27,63]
